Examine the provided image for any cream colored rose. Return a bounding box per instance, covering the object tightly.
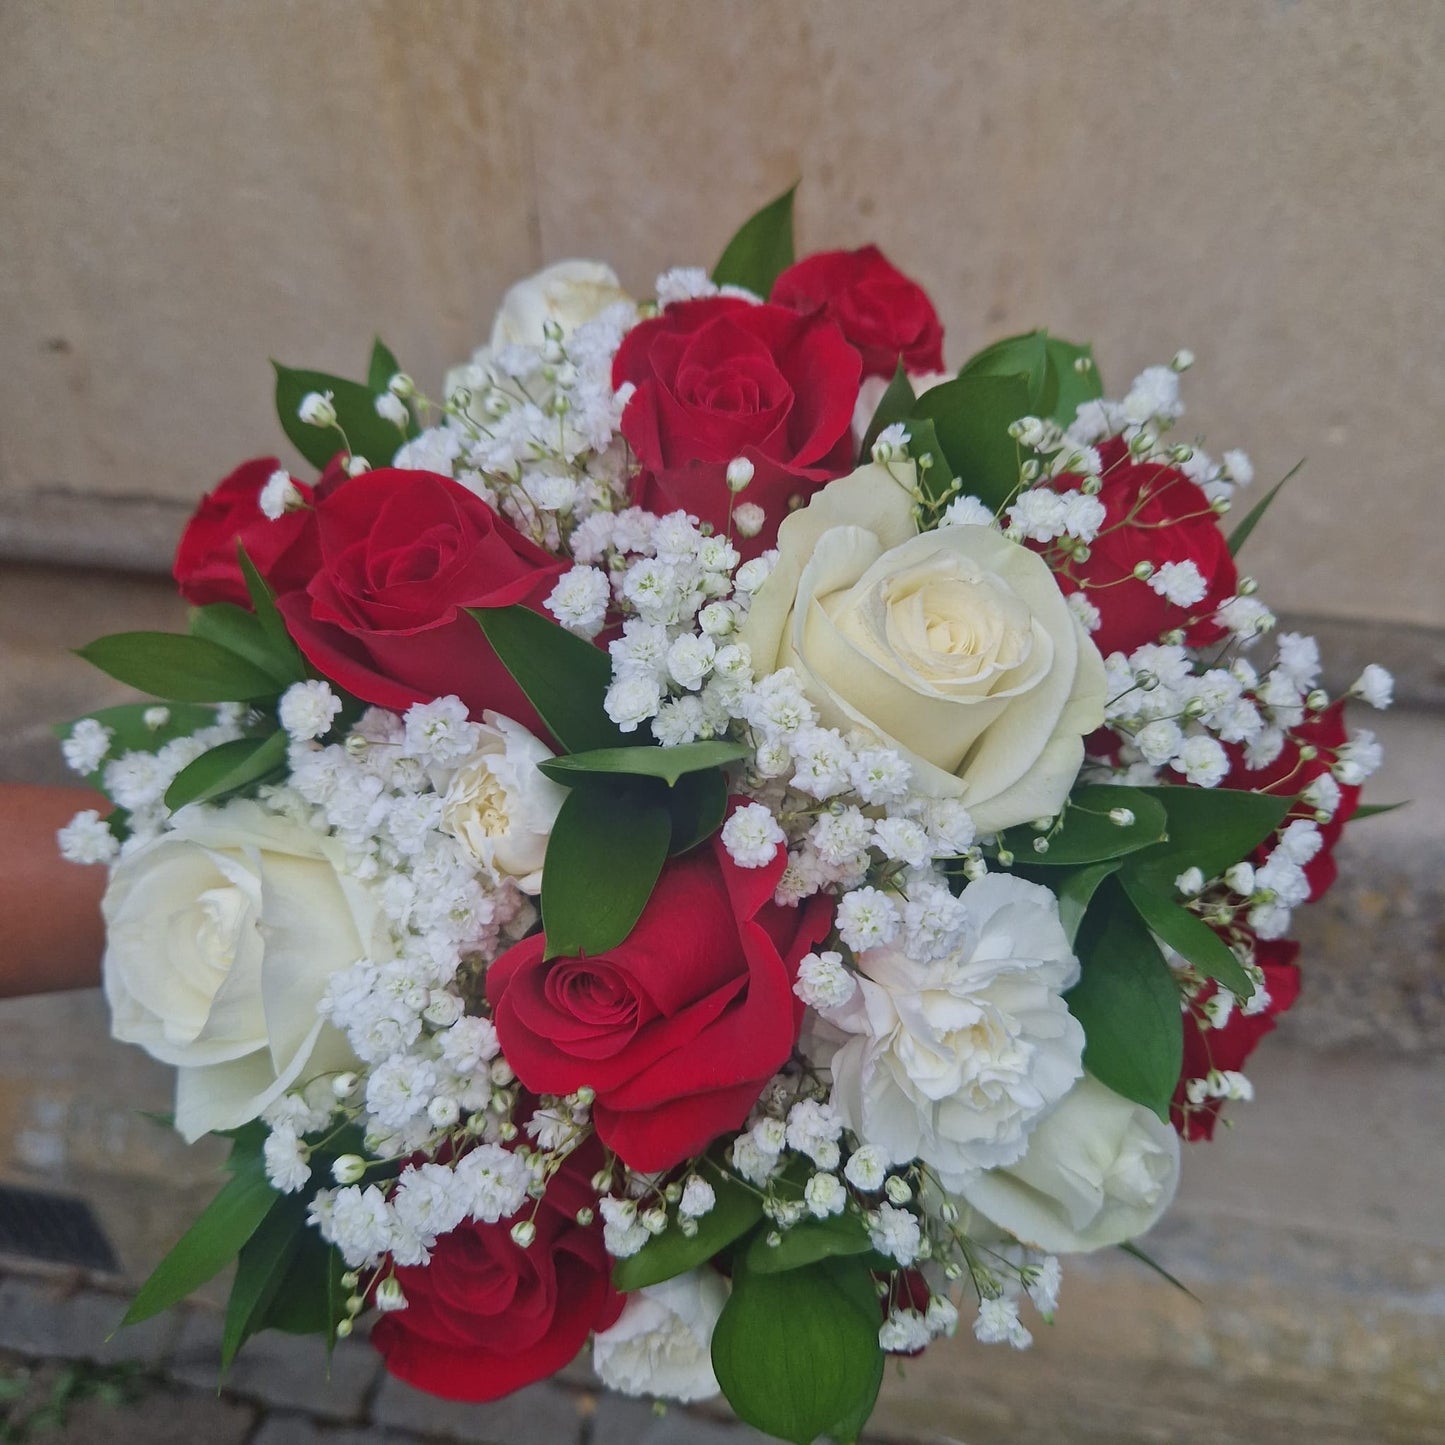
[445,259,633,398]
[957,1074,1181,1253]
[102,800,381,1142]
[739,463,1106,834]
[440,714,567,895]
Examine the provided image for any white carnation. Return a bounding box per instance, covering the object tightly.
[593,1269,728,1404]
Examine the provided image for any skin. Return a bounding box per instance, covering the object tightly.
[0,784,106,998]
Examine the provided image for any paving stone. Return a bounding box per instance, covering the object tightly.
[169,1305,381,1421]
[0,1274,181,1364]
[373,1372,588,1443]
[591,1394,775,1445]
[251,1411,421,1444]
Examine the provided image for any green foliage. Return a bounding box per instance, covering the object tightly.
[910,372,1031,513]
[744,1211,871,1274]
[239,543,308,682]
[367,337,403,393]
[1123,785,1291,890]
[999,785,1169,866]
[221,1191,311,1369]
[858,361,915,460]
[163,731,288,812]
[470,605,634,754]
[1066,879,1183,1120]
[1050,859,1123,945]
[540,783,671,959]
[1227,460,1303,556]
[1119,872,1253,998]
[712,184,798,296]
[953,329,1104,430]
[663,767,730,855]
[612,1170,763,1292]
[76,633,282,703]
[538,740,749,788]
[1351,800,1406,820]
[121,1136,277,1328]
[897,413,954,507]
[1040,336,1104,427]
[1118,1240,1200,1302]
[273,353,417,472]
[712,1254,884,1445]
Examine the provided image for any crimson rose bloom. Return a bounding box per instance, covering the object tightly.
[1171,937,1300,1141]
[277,468,564,727]
[173,456,321,608]
[1224,700,1361,902]
[771,245,945,379]
[487,828,833,1171]
[1054,439,1237,657]
[612,297,860,553]
[370,1140,622,1402]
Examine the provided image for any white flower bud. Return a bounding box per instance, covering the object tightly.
[885,1175,913,1205]
[297,391,337,428]
[510,1219,537,1248]
[427,1096,461,1130]
[387,372,415,399]
[726,457,755,493]
[733,502,766,539]
[375,1278,407,1312]
[331,1154,367,1185]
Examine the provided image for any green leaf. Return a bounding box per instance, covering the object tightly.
[957,330,1050,410]
[273,363,416,473]
[1227,460,1303,556]
[898,413,954,506]
[712,1255,884,1445]
[713,183,798,297]
[189,604,293,686]
[1118,872,1253,999]
[470,606,633,754]
[999,785,1169,866]
[538,740,749,788]
[367,338,403,393]
[665,768,729,855]
[1351,800,1407,820]
[1042,336,1104,428]
[77,633,283,703]
[260,1233,348,1343]
[238,544,308,685]
[54,703,218,786]
[121,1145,277,1328]
[745,1211,871,1275]
[1066,880,1183,1120]
[613,1171,764,1292]
[858,361,916,461]
[164,731,288,812]
[1052,859,1123,945]
[221,1193,308,1369]
[911,372,1031,513]
[541,783,671,958]
[1124,785,1291,890]
[1118,1240,1200,1304]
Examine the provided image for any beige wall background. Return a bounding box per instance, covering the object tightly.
[2,0,1442,629]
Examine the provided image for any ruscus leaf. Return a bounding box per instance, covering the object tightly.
[163,732,288,812]
[911,372,1032,513]
[238,543,308,685]
[367,337,403,393]
[1227,460,1303,556]
[858,360,916,461]
[470,605,635,754]
[273,362,416,473]
[999,785,1168,867]
[541,783,671,958]
[1042,336,1104,427]
[744,1211,871,1274]
[957,330,1050,410]
[1119,872,1253,999]
[1124,785,1292,891]
[712,183,798,297]
[712,1255,884,1445]
[1066,879,1183,1120]
[77,633,284,703]
[538,740,749,788]
[221,1193,308,1369]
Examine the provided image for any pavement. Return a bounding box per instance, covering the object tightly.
[1,561,1443,1445]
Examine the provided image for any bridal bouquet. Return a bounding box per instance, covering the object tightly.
[57,189,1392,1444]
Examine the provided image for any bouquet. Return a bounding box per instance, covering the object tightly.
[56,188,1393,1445]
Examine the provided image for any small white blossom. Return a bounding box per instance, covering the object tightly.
[804,1172,848,1219]
[1066,591,1102,633]
[1147,560,1208,609]
[879,1309,931,1354]
[678,1176,716,1219]
[721,803,786,869]
[605,675,663,733]
[263,1126,311,1194]
[1351,664,1394,710]
[298,390,337,428]
[1334,729,1383,785]
[733,502,767,538]
[793,950,857,1010]
[1222,449,1254,486]
[56,810,119,865]
[868,1203,922,1265]
[62,718,113,775]
[547,566,611,637]
[1172,734,1229,788]
[835,887,901,952]
[259,468,303,520]
[279,680,343,742]
[974,1295,1032,1349]
[843,1145,887,1192]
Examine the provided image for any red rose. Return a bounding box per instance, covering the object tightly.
[771,245,945,380]
[612,297,860,554]
[1171,937,1300,1141]
[173,456,321,608]
[370,1139,622,1402]
[1224,700,1361,902]
[1054,440,1237,657]
[276,468,565,727]
[487,826,833,1171]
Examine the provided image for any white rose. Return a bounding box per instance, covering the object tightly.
[818,873,1085,1191]
[445,259,633,397]
[739,463,1106,834]
[958,1073,1182,1253]
[102,800,382,1142]
[439,714,567,895]
[592,1268,728,1403]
